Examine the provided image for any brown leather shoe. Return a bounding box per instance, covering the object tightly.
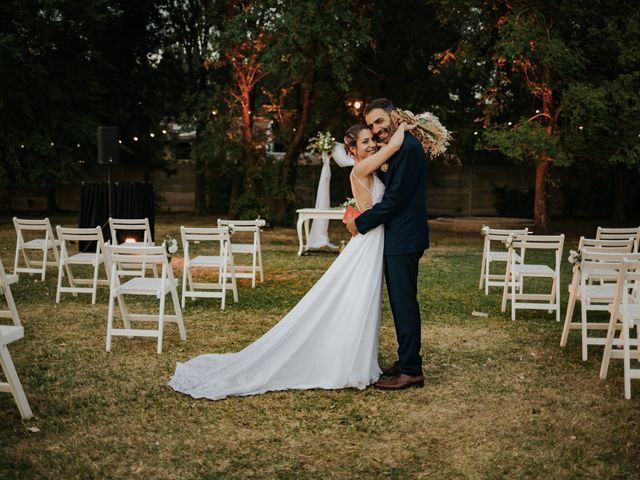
[374,374,424,390]
[381,361,401,377]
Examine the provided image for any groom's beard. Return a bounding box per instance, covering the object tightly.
[374,122,397,144]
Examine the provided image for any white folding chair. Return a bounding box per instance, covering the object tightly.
[217,219,266,288]
[560,238,635,350]
[13,217,61,281]
[501,234,565,321]
[600,259,640,399]
[103,244,186,354]
[0,257,20,326]
[56,226,107,304]
[596,226,640,253]
[181,226,238,310]
[479,227,529,295]
[561,250,640,361]
[108,218,157,278]
[0,325,33,419]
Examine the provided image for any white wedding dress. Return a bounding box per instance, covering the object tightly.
[169,175,385,400]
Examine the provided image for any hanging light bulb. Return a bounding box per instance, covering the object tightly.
[150,133,155,138]
[133,136,139,142]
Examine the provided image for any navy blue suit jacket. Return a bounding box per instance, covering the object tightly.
[355,134,429,255]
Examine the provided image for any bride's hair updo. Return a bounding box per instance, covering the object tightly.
[343,123,368,157]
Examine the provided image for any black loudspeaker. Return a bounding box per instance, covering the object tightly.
[97,126,120,164]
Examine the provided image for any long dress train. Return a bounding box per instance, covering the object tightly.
[168,176,385,400]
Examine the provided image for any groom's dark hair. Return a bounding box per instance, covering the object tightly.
[364,98,394,115]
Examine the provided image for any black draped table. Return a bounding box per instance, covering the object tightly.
[79,182,155,252]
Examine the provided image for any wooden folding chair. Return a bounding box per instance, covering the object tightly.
[0,325,33,419]
[560,238,635,350]
[0,257,20,326]
[103,244,185,354]
[56,226,107,304]
[217,219,266,288]
[562,250,640,361]
[181,226,238,310]
[600,259,640,399]
[596,226,640,253]
[13,217,60,281]
[501,234,565,322]
[108,218,157,278]
[479,227,529,295]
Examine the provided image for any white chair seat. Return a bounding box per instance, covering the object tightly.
[0,325,24,345]
[487,251,521,263]
[512,264,555,276]
[118,277,179,295]
[230,244,256,254]
[67,252,103,264]
[581,284,617,302]
[22,238,60,249]
[189,255,226,267]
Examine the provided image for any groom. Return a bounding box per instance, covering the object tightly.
[346,98,429,390]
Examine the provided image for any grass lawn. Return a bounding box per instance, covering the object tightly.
[1,214,639,479]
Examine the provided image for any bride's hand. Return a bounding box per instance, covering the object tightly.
[402,121,418,131]
[388,122,415,150]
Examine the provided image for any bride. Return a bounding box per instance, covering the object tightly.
[169,122,415,400]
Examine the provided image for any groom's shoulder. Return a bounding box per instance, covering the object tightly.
[401,134,425,160]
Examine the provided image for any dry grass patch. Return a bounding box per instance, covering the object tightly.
[0,214,639,479]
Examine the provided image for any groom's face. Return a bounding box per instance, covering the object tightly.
[365,108,395,144]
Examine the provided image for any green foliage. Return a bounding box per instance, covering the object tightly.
[482,120,570,166]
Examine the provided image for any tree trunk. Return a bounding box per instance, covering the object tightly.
[281,73,315,216]
[192,131,207,215]
[612,163,627,223]
[534,159,550,233]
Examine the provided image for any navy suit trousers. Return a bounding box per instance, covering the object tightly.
[384,252,423,376]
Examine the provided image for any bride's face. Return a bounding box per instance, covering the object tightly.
[354,129,378,161]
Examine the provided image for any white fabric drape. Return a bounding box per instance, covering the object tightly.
[306,145,354,249]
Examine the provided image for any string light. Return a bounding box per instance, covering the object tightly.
[149,133,155,138]
[507,121,512,126]
[162,129,167,134]
[118,140,123,144]
[578,126,584,131]
[354,100,362,110]
[133,136,139,142]
[473,131,478,135]
[76,143,81,148]
[50,141,55,146]
[535,109,540,114]
[20,144,24,149]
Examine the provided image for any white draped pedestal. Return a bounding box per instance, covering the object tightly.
[303,145,354,251]
[296,208,346,255]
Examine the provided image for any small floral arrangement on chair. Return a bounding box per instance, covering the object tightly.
[502,234,514,249]
[481,225,490,236]
[163,234,178,259]
[567,250,582,265]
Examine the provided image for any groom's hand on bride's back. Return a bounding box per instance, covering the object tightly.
[346,219,360,236]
